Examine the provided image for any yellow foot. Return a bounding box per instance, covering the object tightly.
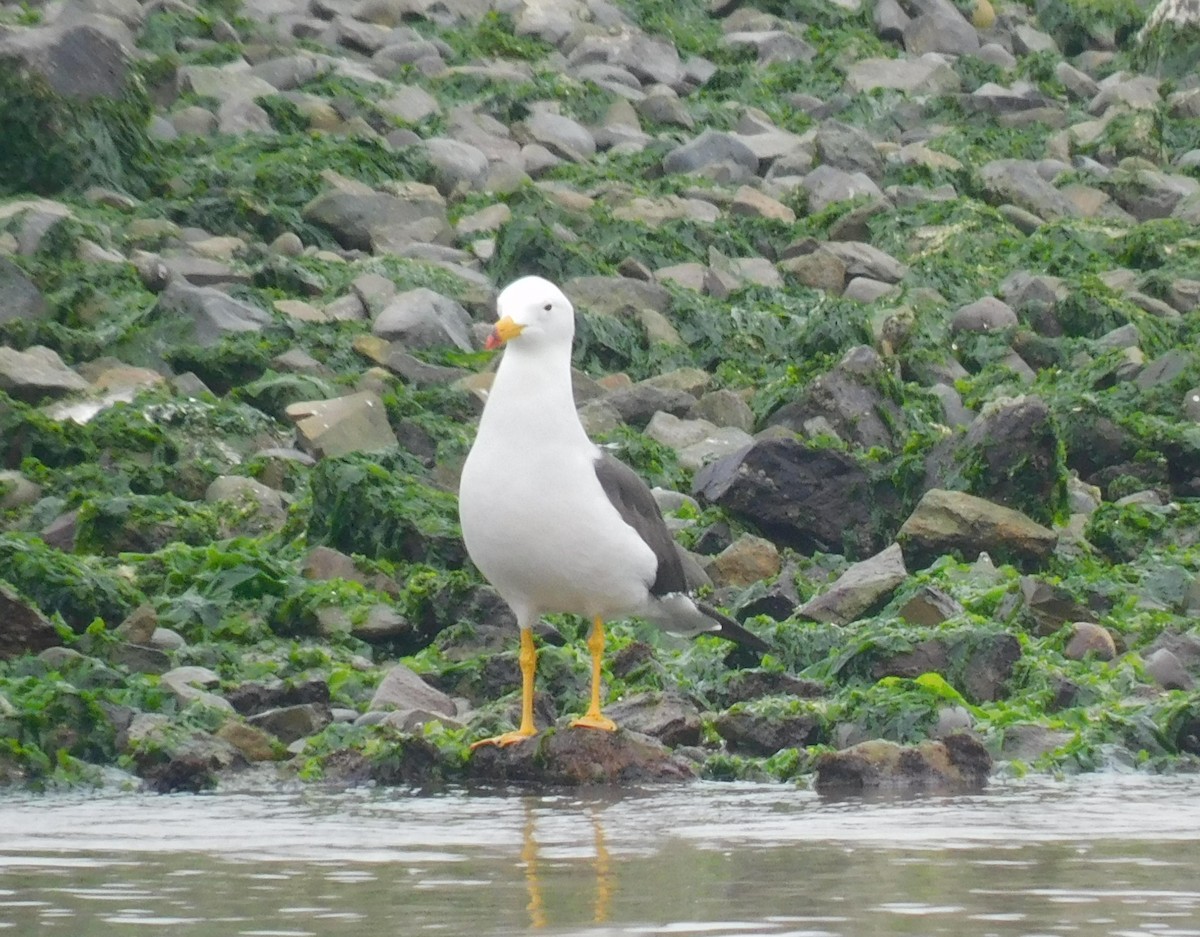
[470,728,537,750]
[569,714,617,732]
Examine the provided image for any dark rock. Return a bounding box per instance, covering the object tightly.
[715,670,827,707]
[226,676,331,716]
[1018,577,1091,634]
[604,384,697,429]
[815,733,991,795]
[0,585,61,660]
[107,642,171,674]
[714,707,823,755]
[603,692,702,747]
[961,633,1021,702]
[301,545,366,583]
[898,585,964,625]
[247,703,332,743]
[897,488,1058,569]
[923,395,1065,525]
[765,345,908,451]
[871,638,949,679]
[468,727,697,784]
[694,438,901,558]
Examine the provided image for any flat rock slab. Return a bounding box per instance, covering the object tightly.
[0,345,88,403]
[799,543,908,625]
[815,733,991,796]
[469,727,697,785]
[287,391,398,458]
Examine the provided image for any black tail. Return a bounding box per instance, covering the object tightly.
[698,602,771,654]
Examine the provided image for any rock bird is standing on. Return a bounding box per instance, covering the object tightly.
[459,276,767,749]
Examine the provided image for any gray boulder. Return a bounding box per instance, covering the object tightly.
[0,345,89,402]
[662,129,760,180]
[0,18,132,100]
[373,287,474,351]
[0,257,47,325]
[157,280,272,347]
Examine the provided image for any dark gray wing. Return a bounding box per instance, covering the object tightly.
[593,451,688,597]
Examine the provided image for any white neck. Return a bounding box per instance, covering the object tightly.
[477,343,593,451]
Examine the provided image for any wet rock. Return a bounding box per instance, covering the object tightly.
[998,724,1073,762]
[369,663,457,716]
[247,703,332,743]
[979,160,1081,221]
[216,721,281,762]
[126,716,244,793]
[603,692,703,747]
[898,488,1058,569]
[0,585,61,660]
[695,437,900,558]
[815,733,991,795]
[961,633,1021,702]
[469,726,697,784]
[714,706,823,756]
[799,544,908,625]
[226,677,331,717]
[1063,622,1117,661]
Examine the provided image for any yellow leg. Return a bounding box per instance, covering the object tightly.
[570,617,617,732]
[471,628,538,749]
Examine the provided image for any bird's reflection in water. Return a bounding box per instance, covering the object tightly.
[521,801,613,929]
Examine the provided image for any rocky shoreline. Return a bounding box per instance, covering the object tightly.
[1,0,1198,793]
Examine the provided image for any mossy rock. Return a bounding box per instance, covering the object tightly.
[75,493,223,555]
[1035,0,1146,55]
[0,45,154,197]
[306,452,465,566]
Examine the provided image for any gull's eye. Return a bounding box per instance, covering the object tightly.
[543,303,552,311]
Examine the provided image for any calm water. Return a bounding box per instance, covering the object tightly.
[2,774,1200,936]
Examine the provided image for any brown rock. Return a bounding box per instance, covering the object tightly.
[815,733,991,795]
[1063,622,1117,661]
[0,585,61,660]
[469,727,697,784]
[705,534,781,588]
